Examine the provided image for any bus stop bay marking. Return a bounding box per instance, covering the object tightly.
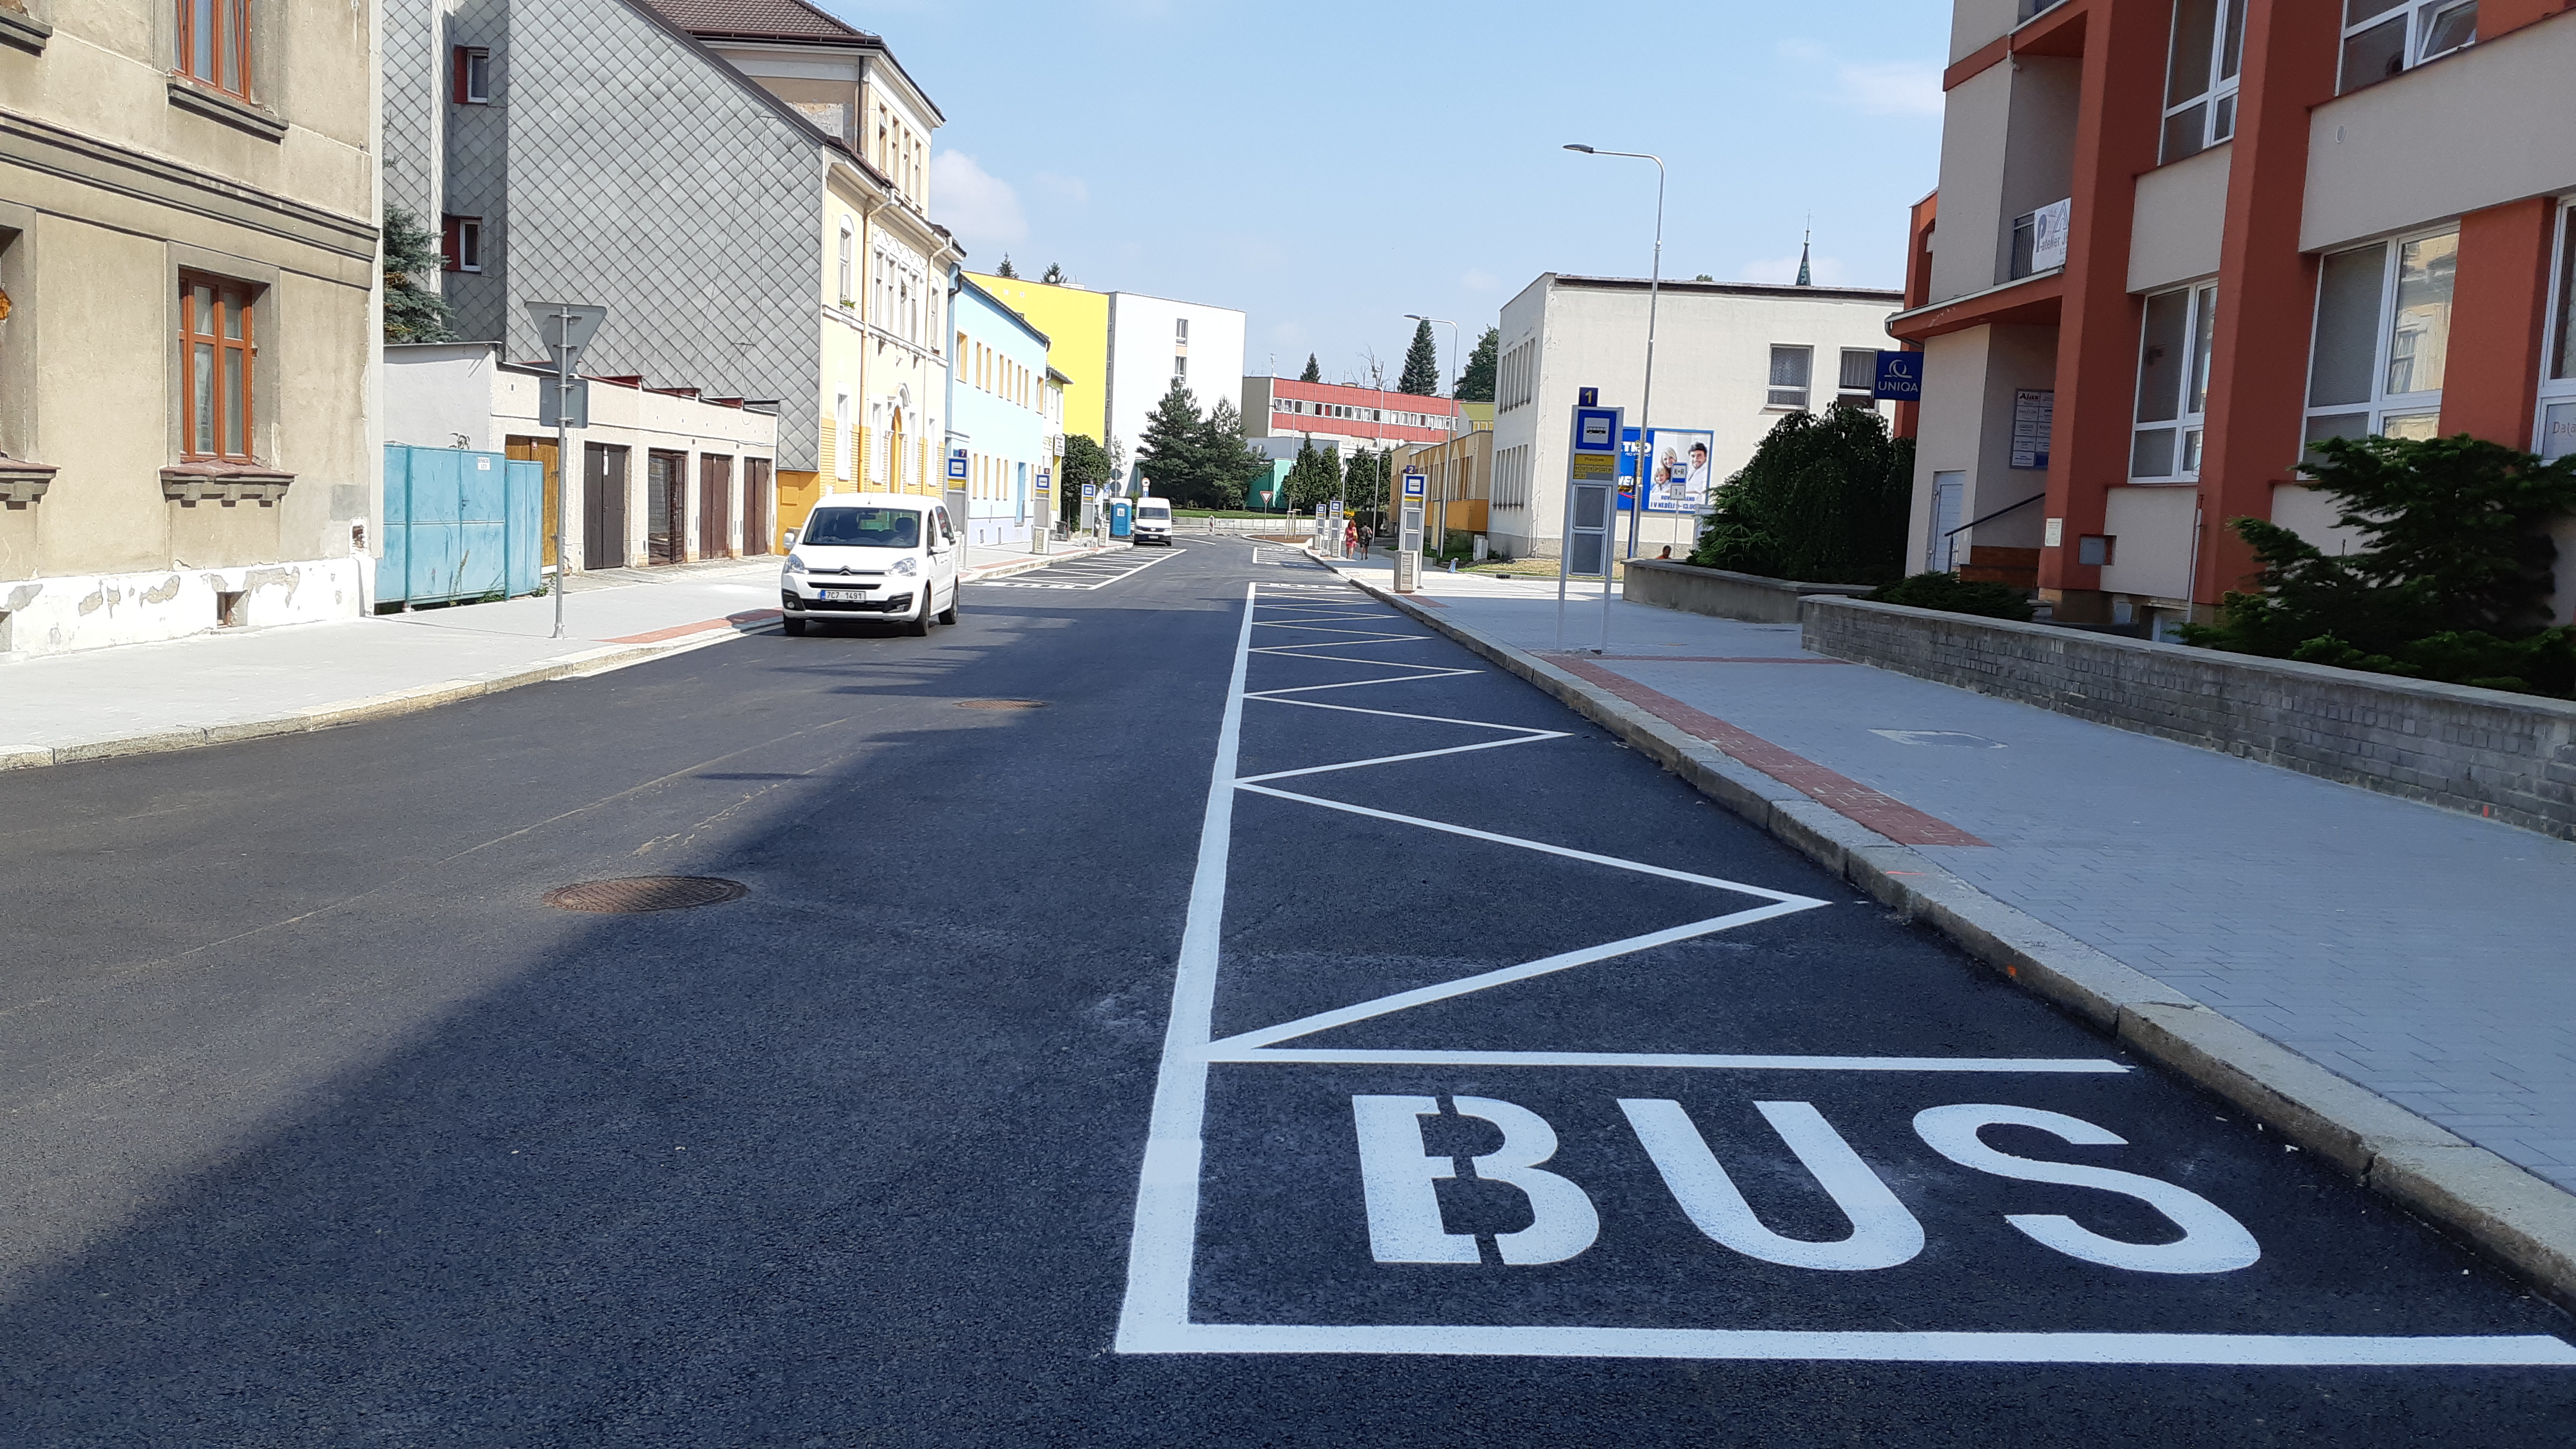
[1111,583,2576,1366]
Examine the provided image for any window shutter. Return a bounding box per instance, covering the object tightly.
[440,215,462,272]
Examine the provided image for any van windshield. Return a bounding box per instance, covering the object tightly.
[803,507,920,549]
[1137,503,1170,518]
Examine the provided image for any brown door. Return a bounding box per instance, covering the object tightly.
[740,457,772,555]
[647,451,687,565]
[583,443,628,570]
[699,454,733,560]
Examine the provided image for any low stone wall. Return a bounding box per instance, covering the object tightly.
[1802,597,2576,839]
[1625,559,1876,624]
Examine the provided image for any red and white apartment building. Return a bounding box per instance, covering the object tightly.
[1895,0,2576,635]
[1240,377,1462,462]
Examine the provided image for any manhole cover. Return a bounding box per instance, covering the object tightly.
[956,698,1048,710]
[542,876,749,913]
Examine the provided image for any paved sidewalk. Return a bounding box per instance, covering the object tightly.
[1325,552,2576,1198]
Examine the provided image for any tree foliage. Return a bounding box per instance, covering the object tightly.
[1300,354,1322,383]
[1342,447,1390,522]
[1398,319,1441,396]
[1453,326,1499,402]
[1868,572,2033,621]
[2182,433,2576,696]
[1688,407,1913,585]
[1284,438,1339,510]
[995,256,1018,278]
[383,206,453,344]
[1058,434,1110,521]
[1134,380,1268,509]
[1040,262,1066,283]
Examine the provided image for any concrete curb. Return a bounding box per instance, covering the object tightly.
[0,616,776,774]
[1332,564,2576,1314]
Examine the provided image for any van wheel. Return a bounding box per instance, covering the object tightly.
[784,617,807,637]
[905,589,932,636]
[937,586,958,625]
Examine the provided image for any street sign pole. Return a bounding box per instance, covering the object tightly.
[526,302,607,640]
[1556,400,1622,651]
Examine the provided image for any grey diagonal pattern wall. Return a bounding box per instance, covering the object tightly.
[380,0,443,234]
[441,0,513,347]
[501,0,825,469]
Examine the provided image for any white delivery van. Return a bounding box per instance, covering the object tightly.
[779,492,960,637]
[1131,496,1173,546]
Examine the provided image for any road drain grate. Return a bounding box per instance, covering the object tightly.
[543,877,749,913]
[956,699,1048,710]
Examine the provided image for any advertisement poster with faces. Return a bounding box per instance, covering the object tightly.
[1641,428,1717,513]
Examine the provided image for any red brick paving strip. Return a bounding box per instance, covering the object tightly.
[1544,653,1850,664]
[1554,657,1990,848]
[605,609,783,646]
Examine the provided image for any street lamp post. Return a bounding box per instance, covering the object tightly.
[1565,144,1666,580]
[1404,313,1457,546]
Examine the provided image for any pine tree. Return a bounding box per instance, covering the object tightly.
[1059,434,1110,522]
[1453,327,1499,402]
[1192,400,1267,510]
[1135,379,1205,501]
[382,206,453,343]
[1300,354,1322,383]
[1398,319,1441,396]
[996,256,1019,279]
[1342,447,1389,519]
[1285,438,1339,510]
[1040,262,1066,283]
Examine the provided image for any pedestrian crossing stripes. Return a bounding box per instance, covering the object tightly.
[973,548,1187,591]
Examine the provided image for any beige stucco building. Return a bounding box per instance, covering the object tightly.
[1,0,381,657]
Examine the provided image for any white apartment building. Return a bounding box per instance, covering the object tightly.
[1488,275,1902,560]
[1104,292,1245,492]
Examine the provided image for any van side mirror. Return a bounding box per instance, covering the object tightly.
[782,529,798,548]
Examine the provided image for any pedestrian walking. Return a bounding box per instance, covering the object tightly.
[1358,524,1375,556]
[1344,521,1358,556]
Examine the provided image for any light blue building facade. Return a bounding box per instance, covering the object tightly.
[945,276,1054,550]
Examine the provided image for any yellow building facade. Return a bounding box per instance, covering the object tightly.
[965,274,1110,445]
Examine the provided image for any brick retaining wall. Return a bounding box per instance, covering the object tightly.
[1801,598,2576,839]
[1625,560,1874,624]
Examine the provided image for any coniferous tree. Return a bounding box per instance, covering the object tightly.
[1342,447,1390,520]
[1689,408,1914,584]
[1453,326,1499,402]
[1058,434,1111,522]
[1135,379,1205,500]
[995,256,1019,279]
[1040,262,1066,283]
[383,207,453,343]
[1398,319,1442,396]
[1190,400,1268,510]
[1285,438,1339,510]
[1300,354,1322,383]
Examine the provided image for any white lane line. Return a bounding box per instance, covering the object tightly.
[1205,1049,2128,1073]
[1137,1324,2576,1366]
[1234,733,1560,785]
[1235,783,1821,902]
[1204,903,1818,1054]
[1114,579,1258,1355]
[1248,697,1564,732]
[977,547,1186,591]
[1246,667,1484,696]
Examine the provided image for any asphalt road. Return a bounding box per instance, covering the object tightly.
[1,537,2569,1445]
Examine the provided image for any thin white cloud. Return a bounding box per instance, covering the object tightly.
[1779,40,1943,117]
[1034,172,1091,205]
[1742,253,1852,285]
[1460,268,1501,292]
[931,150,1028,254]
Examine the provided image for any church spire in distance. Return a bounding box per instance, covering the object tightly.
[1796,217,1813,287]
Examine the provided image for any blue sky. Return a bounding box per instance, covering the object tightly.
[821,0,1949,387]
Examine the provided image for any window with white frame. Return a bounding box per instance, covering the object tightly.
[2537,199,2576,460]
[2339,0,2480,95]
[2132,281,2218,480]
[1838,348,1878,404]
[1767,345,1812,409]
[2162,0,2248,163]
[837,220,854,305]
[2303,228,2458,453]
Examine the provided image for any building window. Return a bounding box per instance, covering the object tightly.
[1174,354,1188,381]
[1838,348,1879,404]
[1767,345,1812,409]
[1175,318,1189,341]
[2132,282,2218,480]
[2304,228,2458,453]
[2161,0,2248,162]
[452,46,491,105]
[177,0,251,98]
[179,277,257,462]
[440,215,482,273]
[2538,200,2576,460]
[2340,0,2479,95]
[837,221,854,305]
